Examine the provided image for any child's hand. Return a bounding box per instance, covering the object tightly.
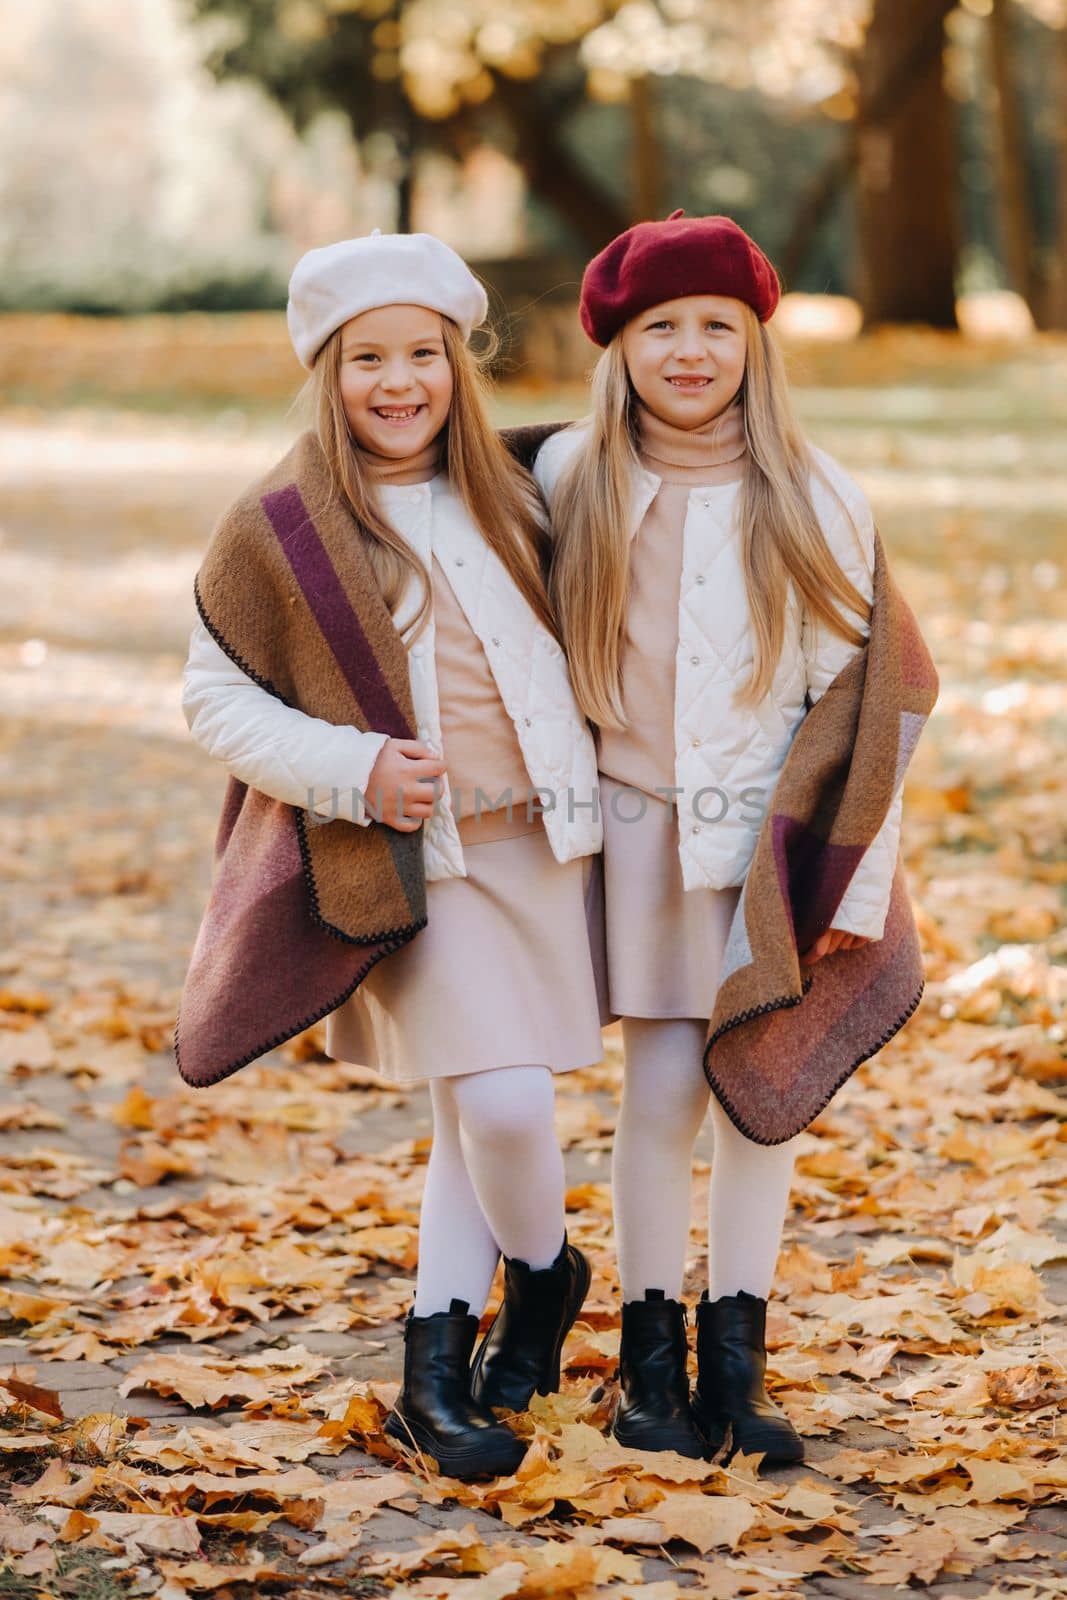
[365,739,447,833]
[801,929,871,965]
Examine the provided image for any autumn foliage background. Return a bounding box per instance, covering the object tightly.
[1,2,1065,1597]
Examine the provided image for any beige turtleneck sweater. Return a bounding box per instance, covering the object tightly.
[365,436,533,820]
[597,396,748,798]
[431,558,534,818]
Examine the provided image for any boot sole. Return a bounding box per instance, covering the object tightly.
[383,1407,525,1480]
[611,1414,707,1460]
[471,1247,592,1411]
[704,1416,804,1466]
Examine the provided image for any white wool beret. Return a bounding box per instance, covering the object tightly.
[286,230,489,368]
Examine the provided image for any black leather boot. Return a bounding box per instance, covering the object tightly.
[692,1289,804,1465]
[611,1289,706,1458]
[470,1236,590,1412]
[384,1299,526,1479]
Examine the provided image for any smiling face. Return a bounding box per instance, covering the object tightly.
[338,303,454,457]
[620,294,748,428]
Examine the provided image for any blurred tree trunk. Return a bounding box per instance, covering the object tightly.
[489,73,630,250]
[856,0,958,327]
[779,149,849,291]
[386,3,414,230]
[989,0,1036,312]
[1039,18,1067,328]
[630,75,660,220]
[995,7,1067,331]
[395,101,415,232]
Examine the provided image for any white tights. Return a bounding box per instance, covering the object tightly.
[413,1064,567,1317]
[613,1017,801,1303]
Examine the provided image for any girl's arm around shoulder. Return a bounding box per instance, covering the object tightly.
[802,448,900,942]
[181,619,389,825]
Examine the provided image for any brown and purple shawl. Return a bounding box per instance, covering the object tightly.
[175,430,429,1088]
[703,531,938,1145]
[176,424,554,1089]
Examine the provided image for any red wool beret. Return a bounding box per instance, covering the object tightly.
[579,210,781,346]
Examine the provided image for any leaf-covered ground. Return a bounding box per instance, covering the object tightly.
[0,325,1065,1598]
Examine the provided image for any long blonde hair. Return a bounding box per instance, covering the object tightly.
[548,306,870,727]
[301,317,556,643]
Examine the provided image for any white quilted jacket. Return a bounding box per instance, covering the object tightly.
[182,473,603,881]
[533,425,902,940]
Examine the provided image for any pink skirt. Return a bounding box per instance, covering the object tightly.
[325,810,610,1085]
[600,776,740,1021]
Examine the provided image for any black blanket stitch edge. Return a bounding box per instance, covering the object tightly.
[194,572,293,707]
[702,979,925,1147]
[173,914,428,1089]
[178,575,430,1083]
[294,807,426,946]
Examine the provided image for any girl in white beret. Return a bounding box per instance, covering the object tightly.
[178,231,608,1480]
[528,212,931,1469]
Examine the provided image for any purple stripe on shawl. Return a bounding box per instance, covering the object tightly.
[262,483,412,739]
[772,814,865,954]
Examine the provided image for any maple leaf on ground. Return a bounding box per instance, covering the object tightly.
[117,1346,331,1409]
[35,1506,203,1556]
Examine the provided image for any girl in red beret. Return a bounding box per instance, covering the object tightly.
[532,213,903,1466]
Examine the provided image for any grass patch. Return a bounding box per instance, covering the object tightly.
[0,1533,388,1600]
[0,1549,131,1600]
